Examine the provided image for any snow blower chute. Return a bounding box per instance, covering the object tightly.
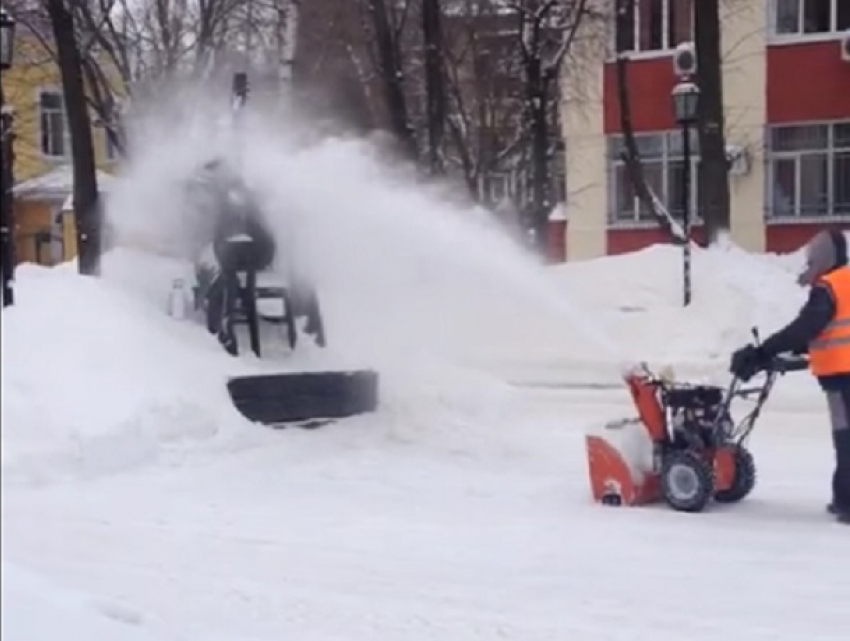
[586,347,806,513]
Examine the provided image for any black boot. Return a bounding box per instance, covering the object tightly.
[830,428,850,522]
[826,500,850,518]
[216,274,239,356]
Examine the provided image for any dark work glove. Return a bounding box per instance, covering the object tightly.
[729,344,767,382]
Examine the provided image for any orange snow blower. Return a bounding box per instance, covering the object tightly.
[586,349,807,513]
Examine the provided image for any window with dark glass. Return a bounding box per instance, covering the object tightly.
[767,122,850,219]
[772,0,846,35]
[39,90,67,158]
[615,0,693,53]
[608,130,700,224]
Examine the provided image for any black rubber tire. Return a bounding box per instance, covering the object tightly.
[227,370,379,426]
[660,450,715,513]
[714,446,757,504]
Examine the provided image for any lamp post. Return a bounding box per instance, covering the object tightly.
[1,6,17,308]
[671,80,700,307]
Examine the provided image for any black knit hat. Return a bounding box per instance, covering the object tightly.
[797,228,849,286]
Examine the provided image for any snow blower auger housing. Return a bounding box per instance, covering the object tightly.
[586,351,807,513]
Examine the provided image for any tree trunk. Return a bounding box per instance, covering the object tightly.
[46,0,101,275]
[615,51,685,244]
[277,0,299,86]
[80,57,125,158]
[422,0,446,175]
[610,0,686,244]
[528,81,550,248]
[1,79,16,306]
[520,11,551,252]
[368,0,417,159]
[694,0,730,242]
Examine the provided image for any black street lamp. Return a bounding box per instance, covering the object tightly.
[671,80,700,307]
[0,7,13,68]
[1,6,17,308]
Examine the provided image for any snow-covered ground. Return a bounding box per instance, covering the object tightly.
[3,238,847,641]
[2,127,847,639]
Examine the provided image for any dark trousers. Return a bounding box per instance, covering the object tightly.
[825,388,850,509]
[205,271,239,355]
[203,236,271,356]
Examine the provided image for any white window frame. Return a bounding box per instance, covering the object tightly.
[768,0,848,45]
[611,0,695,60]
[608,129,701,228]
[37,87,70,160]
[479,171,512,206]
[766,119,850,222]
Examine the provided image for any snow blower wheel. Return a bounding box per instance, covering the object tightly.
[714,445,757,503]
[660,450,715,513]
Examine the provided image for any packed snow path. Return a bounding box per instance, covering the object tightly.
[3,385,847,641]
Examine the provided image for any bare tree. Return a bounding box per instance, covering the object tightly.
[13,0,301,158]
[611,0,686,243]
[45,0,101,274]
[275,0,300,84]
[614,50,686,244]
[290,0,377,132]
[422,0,447,174]
[504,0,599,250]
[440,1,524,201]
[694,0,729,242]
[359,0,418,159]
[612,0,729,245]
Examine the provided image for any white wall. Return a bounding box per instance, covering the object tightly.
[561,28,609,261]
[721,1,768,252]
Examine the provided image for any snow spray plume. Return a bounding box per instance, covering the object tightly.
[106,83,618,376]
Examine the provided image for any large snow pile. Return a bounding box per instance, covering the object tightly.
[0,249,542,485]
[547,237,810,381]
[3,245,847,641]
[0,260,262,485]
[0,232,819,489]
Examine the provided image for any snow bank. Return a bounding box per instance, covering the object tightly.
[2,563,174,641]
[0,258,263,485]
[0,222,825,488]
[0,235,823,485]
[1,248,540,482]
[546,238,810,384]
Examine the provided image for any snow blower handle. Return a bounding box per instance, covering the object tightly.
[723,327,763,399]
[750,326,807,374]
[770,353,809,374]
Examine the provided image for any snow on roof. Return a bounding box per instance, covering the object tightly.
[13,165,117,200]
[548,203,567,222]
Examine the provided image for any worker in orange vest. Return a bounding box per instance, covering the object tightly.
[730,228,850,524]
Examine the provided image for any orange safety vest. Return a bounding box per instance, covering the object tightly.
[809,265,850,376]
